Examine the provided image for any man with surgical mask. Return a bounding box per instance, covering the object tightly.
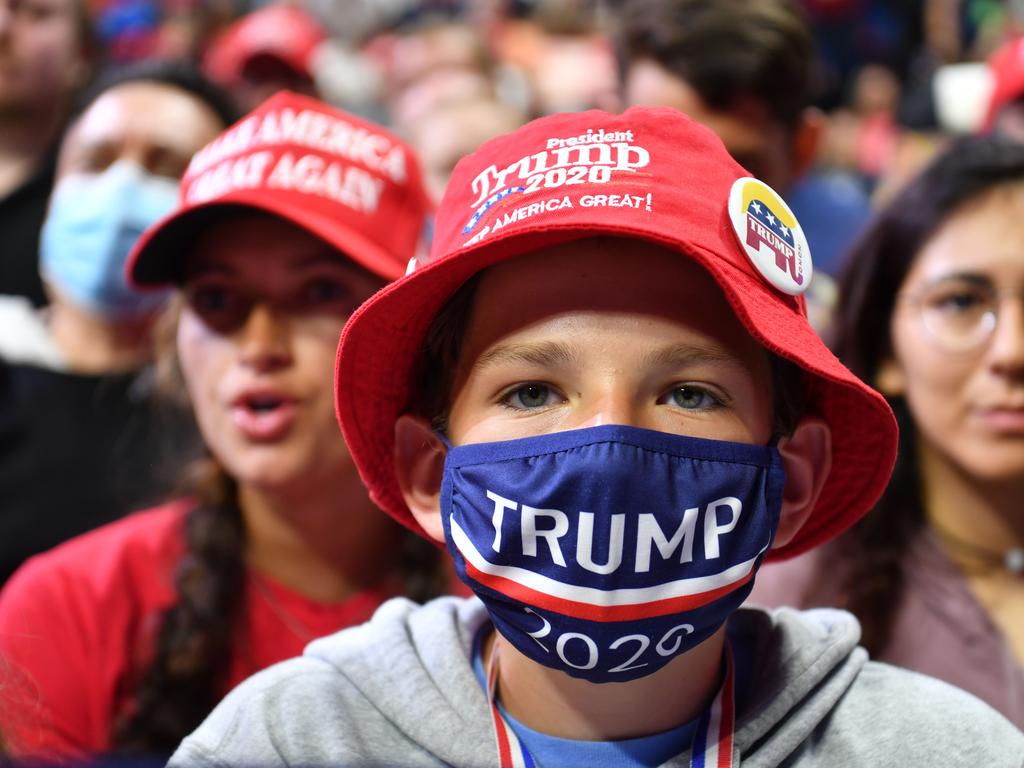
[0,60,237,584]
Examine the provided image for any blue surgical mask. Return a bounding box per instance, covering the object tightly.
[440,424,785,683]
[40,161,179,319]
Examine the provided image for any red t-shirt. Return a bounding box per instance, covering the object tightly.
[0,502,401,759]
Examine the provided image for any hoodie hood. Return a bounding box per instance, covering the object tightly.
[172,597,1023,768]
[302,599,867,767]
[730,607,867,763]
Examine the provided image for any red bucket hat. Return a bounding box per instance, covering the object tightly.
[128,90,431,286]
[335,106,897,561]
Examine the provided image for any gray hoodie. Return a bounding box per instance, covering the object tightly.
[170,597,1023,767]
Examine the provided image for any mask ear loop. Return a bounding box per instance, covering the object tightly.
[435,432,453,450]
[764,433,787,546]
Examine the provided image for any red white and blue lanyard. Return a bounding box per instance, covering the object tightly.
[485,640,737,768]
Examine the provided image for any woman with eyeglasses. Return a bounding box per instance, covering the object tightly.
[750,135,1024,728]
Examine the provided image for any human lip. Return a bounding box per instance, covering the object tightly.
[229,388,300,442]
[974,406,1024,434]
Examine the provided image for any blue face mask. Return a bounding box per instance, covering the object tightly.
[440,424,785,683]
[40,161,179,319]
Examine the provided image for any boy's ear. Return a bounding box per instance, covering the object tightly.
[874,356,906,397]
[394,414,447,544]
[771,415,832,549]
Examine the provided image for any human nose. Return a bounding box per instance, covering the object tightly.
[575,386,639,429]
[237,303,292,372]
[986,296,1024,377]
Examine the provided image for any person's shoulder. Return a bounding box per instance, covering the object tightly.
[168,650,343,767]
[299,594,489,698]
[0,295,65,370]
[0,500,192,608]
[192,593,487,709]
[834,660,1024,763]
[13,499,190,573]
[733,607,1023,765]
[172,596,493,767]
[305,592,489,660]
[732,603,862,661]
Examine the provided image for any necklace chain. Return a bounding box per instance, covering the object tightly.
[250,573,318,642]
[931,521,1024,576]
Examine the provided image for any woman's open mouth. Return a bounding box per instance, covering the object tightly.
[231,391,299,441]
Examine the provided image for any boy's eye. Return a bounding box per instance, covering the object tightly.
[661,385,720,411]
[504,384,557,410]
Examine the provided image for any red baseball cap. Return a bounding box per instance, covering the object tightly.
[984,36,1024,131]
[128,90,431,286]
[203,5,327,87]
[335,106,898,561]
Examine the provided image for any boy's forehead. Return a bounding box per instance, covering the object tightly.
[462,237,771,371]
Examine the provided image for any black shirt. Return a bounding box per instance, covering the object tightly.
[0,151,56,307]
[0,359,203,584]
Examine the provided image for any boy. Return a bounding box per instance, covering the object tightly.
[171,107,1023,766]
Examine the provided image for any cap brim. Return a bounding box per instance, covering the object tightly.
[336,222,897,562]
[128,189,408,288]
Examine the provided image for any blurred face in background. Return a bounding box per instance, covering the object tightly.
[410,97,524,203]
[57,80,223,182]
[41,80,224,320]
[177,215,384,496]
[0,0,89,115]
[880,184,1024,483]
[385,22,494,131]
[623,58,795,190]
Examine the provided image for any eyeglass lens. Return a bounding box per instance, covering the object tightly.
[914,277,1000,351]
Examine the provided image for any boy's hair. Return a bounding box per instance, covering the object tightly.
[415,244,805,438]
[614,0,815,129]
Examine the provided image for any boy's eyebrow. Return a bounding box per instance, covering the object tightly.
[472,340,579,372]
[641,343,747,370]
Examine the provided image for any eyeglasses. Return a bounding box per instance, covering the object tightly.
[897,278,1024,353]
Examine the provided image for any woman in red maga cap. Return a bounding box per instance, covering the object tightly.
[0,92,440,761]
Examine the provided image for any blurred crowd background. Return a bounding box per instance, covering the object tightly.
[1,0,1024,759]
[4,0,1024,303]
[4,0,1024,328]
[73,0,1024,206]
[6,0,1024,249]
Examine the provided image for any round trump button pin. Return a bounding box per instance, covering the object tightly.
[728,177,812,296]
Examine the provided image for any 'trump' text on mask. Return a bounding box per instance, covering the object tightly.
[441,424,785,683]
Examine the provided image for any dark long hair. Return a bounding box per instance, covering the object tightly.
[825,135,1024,654]
[111,298,446,754]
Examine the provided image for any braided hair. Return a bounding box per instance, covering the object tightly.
[112,290,445,753]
